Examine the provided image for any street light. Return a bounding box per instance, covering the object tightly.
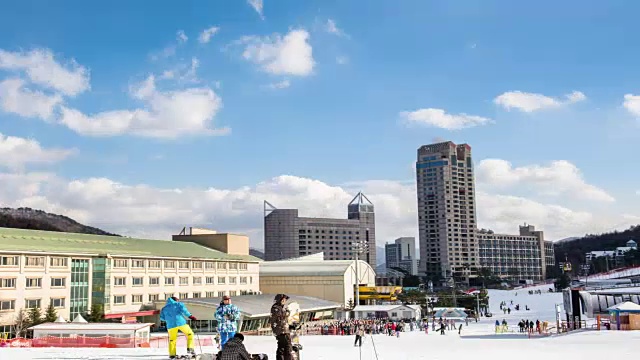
[352,238,369,307]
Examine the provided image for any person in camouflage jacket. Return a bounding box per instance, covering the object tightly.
[270,294,294,360]
[216,295,241,348]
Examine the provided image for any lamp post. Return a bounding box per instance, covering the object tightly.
[352,239,368,307]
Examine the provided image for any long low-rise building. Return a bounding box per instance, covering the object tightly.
[477,224,555,281]
[0,227,260,338]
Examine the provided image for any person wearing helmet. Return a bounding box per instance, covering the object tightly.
[215,295,241,349]
[270,294,294,360]
[160,296,197,359]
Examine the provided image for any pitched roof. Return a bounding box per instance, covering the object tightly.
[260,258,373,277]
[0,227,259,262]
[176,294,340,317]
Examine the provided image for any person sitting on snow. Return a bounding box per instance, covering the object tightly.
[216,333,251,360]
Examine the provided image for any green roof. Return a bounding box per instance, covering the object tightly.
[0,227,260,262]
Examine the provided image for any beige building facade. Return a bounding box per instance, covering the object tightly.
[0,227,260,338]
[259,253,376,307]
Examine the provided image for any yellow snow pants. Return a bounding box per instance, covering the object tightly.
[168,324,195,356]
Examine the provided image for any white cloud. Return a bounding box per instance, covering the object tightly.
[0,78,62,120]
[0,48,90,97]
[476,159,614,202]
[239,29,314,76]
[268,80,290,89]
[199,26,220,44]
[325,19,347,37]
[176,30,188,43]
[58,75,229,138]
[336,56,349,65]
[400,108,492,130]
[0,170,634,249]
[247,0,264,19]
[0,132,75,170]
[494,90,586,113]
[623,94,640,116]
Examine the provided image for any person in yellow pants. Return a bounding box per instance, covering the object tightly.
[160,296,197,359]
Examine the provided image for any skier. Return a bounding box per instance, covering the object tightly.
[160,296,197,360]
[270,294,294,360]
[216,295,241,349]
[354,325,364,347]
[216,333,251,360]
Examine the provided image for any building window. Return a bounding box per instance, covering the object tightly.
[229,291,237,296]
[178,261,190,269]
[0,256,19,266]
[205,291,215,298]
[113,259,128,268]
[132,277,144,286]
[50,277,66,288]
[132,260,145,268]
[50,257,68,267]
[165,277,175,285]
[179,293,188,300]
[218,277,226,284]
[229,277,237,285]
[217,291,225,297]
[50,298,65,308]
[192,261,202,270]
[25,299,41,309]
[179,277,189,286]
[0,300,15,311]
[192,292,201,299]
[239,263,248,271]
[25,256,45,267]
[164,293,174,299]
[149,260,161,269]
[206,276,215,285]
[114,277,126,286]
[149,294,160,302]
[193,277,202,285]
[165,261,175,269]
[149,277,160,286]
[113,295,126,305]
[217,262,227,270]
[132,295,143,304]
[25,278,42,288]
[205,262,215,270]
[240,277,247,284]
[0,278,16,289]
[229,263,238,270]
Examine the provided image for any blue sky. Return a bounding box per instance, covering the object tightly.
[0,0,638,246]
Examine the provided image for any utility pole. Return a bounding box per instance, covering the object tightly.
[352,240,368,307]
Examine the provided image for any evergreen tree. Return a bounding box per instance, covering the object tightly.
[27,307,43,327]
[85,303,104,322]
[44,303,58,323]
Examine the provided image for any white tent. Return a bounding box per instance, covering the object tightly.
[54,315,66,323]
[72,314,88,323]
[607,301,640,311]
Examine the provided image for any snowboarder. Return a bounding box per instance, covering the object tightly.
[270,294,294,360]
[160,296,197,360]
[216,295,241,349]
[216,333,251,360]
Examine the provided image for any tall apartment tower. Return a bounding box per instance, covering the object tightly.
[263,192,377,267]
[385,237,418,275]
[416,141,478,282]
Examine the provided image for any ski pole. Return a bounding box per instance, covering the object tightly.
[195,331,203,355]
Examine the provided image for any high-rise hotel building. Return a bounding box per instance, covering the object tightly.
[416,141,478,281]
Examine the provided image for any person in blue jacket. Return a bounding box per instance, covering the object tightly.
[160,296,197,359]
[215,295,241,349]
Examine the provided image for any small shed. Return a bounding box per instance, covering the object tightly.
[607,302,640,331]
[346,305,421,320]
[433,307,468,320]
[28,322,154,348]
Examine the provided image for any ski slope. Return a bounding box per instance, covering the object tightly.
[1,287,636,360]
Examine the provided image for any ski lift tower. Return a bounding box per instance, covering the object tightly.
[352,238,369,306]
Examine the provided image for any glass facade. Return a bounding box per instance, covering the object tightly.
[91,257,111,313]
[70,259,90,319]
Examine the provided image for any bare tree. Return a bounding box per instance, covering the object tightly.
[12,309,30,338]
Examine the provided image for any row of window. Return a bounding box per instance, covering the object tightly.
[0,256,68,267]
[0,298,65,312]
[113,275,251,286]
[0,277,66,289]
[112,290,249,305]
[0,256,250,271]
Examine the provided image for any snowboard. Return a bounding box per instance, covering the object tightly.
[287,302,303,360]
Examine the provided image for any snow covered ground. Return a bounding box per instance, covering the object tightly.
[2,287,637,359]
